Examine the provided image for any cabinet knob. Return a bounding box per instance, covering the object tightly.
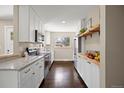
[39,66,42,68]
[87,61,91,64]
[24,69,30,74]
[32,72,35,75]
[35,62,39,66]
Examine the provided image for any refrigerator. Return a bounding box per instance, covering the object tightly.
[73,36,79,68]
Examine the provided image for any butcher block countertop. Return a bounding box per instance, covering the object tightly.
[78,53,100,67]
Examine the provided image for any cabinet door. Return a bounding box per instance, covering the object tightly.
[45,31,51,45]
[76,57,100,88]
[19,66,33,88]
[39,21,42,34]
[77,56,81,75]
[80,58,86,81]
[19,6,29,42]
[79,58,83,77]
[32,61,41,88]
[91,63,100,88]
[32,58,44,88]
[29,7,35,42]
[35,15,40,31]
[20,75,33,88]
[85,61,92,88]
[38,59,44,83]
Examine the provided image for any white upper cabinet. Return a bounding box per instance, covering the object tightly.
[19,6,29,42]
[39,21,43,34]
[45,31,51,45]
[19,6,41,42]
[29,7,35,42]
[35,15,40,31]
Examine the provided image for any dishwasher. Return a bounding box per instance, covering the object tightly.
[44,53,51,78]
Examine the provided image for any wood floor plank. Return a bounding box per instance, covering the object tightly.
[40,61,87,88]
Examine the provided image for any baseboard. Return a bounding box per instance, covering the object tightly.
[54,59,74,61]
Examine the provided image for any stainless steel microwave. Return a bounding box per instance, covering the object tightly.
[35,30,44,42]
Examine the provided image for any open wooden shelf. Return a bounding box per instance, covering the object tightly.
[78,53,100,67]
[78,24,100,38]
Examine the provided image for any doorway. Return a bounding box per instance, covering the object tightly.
[4,26,14,55]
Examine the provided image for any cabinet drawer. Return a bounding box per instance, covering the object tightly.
[20,66,32,81]
[34,58,44,65]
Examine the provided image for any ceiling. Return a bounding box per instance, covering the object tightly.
[32,5,99,32]
[0,5,13,20]
[0,5,99,32]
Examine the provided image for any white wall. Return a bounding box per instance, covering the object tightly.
[0,20,13,55]
[100,5,124,88]
[106,6,124,88]
[84,6,100,51]
[51,32,75,61]
[87,6,100,26]
[45,23,79,32]
[85,33,100,51]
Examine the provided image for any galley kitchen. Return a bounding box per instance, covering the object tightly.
[0,5,124,88]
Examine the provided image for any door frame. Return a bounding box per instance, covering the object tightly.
[4,26,14,54]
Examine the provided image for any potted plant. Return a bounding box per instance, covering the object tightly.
[80,28,87,34]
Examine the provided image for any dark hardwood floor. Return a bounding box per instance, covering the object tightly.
[40,61,87,88]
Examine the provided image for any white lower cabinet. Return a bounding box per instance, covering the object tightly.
[19,65,33,88]
[85,61,92,87]
[90,63,100,87]
[80,58,86,81]
[77,56,100,88]
[77,56,81,75]
[32,58,44,88]
[0,58,44,88]
[19,58,44,88]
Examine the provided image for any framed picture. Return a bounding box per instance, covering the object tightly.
[55,37,70,48]
[86,18,92,29]
[81,18,86,29]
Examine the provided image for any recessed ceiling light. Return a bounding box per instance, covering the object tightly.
[61,21,66,24]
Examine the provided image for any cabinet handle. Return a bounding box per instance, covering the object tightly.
[35,62,39,66]
[32,72,35,75]
[39,65,42,68]
[87,61,91,64]
[24,69,30,74]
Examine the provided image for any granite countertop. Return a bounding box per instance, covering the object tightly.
[0,54,45,71]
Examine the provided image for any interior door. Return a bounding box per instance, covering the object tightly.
[4,26,13,55]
